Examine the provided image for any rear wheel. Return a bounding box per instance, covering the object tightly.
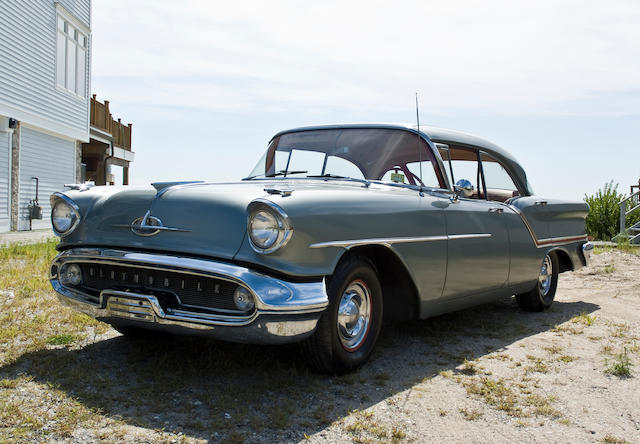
[301,257,383,374]
[516,252,559,312]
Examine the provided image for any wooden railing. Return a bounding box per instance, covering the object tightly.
[90,94,132,150]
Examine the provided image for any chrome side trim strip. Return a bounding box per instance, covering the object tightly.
[309,233,491,249]
[506,204,588,248]
[535,235,589,247]
[448,233,492,241]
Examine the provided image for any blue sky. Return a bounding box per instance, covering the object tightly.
[91,0,640,200]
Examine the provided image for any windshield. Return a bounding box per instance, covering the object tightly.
[246,128,446,188]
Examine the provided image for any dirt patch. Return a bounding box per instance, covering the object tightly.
[1,244,639,443]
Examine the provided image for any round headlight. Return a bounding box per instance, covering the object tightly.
[249,210,280,249]
[51,196,79,236]
[247,200,292,253]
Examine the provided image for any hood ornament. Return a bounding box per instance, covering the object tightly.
[113,211,191,236]
[64,181,96,191]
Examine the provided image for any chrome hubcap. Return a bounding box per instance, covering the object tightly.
[538,255,553,296]
[337,281,371,351]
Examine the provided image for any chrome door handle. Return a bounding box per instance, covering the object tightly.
[488,207,503,213]
[534,201,547,206]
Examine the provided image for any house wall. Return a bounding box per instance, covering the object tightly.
[18,127,76,231]
[0,131,9,232]
[57,0,91,27]
[0,0,91,142]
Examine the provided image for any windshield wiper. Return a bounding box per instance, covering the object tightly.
[266,170,308,177]
[244,170,308,180]
[306,174,348,179]
[307,174,371,187]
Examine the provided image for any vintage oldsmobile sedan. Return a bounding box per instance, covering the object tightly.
[49,124,592,373]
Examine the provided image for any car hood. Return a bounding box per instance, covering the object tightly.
[58,182,266,259]
[56,179,394,260]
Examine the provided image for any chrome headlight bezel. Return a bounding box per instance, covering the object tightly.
[247,199,293,254]
[50,192,81,237]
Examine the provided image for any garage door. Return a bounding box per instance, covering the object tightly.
[0,131,9,233]
[18,128,76,231]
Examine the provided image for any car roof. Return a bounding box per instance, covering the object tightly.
[271,123,533,195]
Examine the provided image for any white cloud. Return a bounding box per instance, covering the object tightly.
[91,0,640,116]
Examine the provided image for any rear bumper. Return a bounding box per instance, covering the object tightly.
[581,241,594,267]
[50,248,329,344]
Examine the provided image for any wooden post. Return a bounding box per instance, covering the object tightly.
[123,166,129,185]
[117,118,122,147]
[104,100,110,131]
[91,94,96,124]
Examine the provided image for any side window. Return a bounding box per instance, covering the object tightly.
[379,161,439,187]
[480,153,520,202]
[444,147,483,199]
[405,161,440,188]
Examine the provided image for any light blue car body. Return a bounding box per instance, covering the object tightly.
[49,124,590,342]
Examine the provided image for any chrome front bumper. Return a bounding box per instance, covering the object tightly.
[50,248,329,344]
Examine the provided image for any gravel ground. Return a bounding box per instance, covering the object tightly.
[1,247,639,443]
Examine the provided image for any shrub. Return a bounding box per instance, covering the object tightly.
[584,181,640,241]
[585,182,623,241]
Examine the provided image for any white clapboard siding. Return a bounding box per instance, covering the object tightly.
[57,0,91,28]
[0,0,90,137]
[0,132,10,232]
[18,128,75,231]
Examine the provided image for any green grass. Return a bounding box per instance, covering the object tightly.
[605,348,633,377]
[525,355,549,374]
[594,244,640,256]
[46,333,78,346]
[463,377,521,416]
[0,240,108,364]
[600,435,631,444]
[572,312,597,326]
[459,407,483,420]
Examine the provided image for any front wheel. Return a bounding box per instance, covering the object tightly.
[301,256,383,374]
[516,252,559,312]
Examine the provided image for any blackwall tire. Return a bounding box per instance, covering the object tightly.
[301,256,383,374]
[516,252,559,312]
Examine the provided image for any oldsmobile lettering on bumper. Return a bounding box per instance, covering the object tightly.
[50,248,328,344]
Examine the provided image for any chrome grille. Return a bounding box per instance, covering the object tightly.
[75,263,244,314]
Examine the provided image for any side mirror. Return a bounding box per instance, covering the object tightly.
[454,179,474,199]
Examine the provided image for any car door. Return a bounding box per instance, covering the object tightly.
[439,146,510,300]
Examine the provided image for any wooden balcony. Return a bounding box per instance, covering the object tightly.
[90,94,132,150]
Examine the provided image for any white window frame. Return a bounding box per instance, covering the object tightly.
[55,4,89,99]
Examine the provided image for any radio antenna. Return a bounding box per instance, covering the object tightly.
[415,92,423,184]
